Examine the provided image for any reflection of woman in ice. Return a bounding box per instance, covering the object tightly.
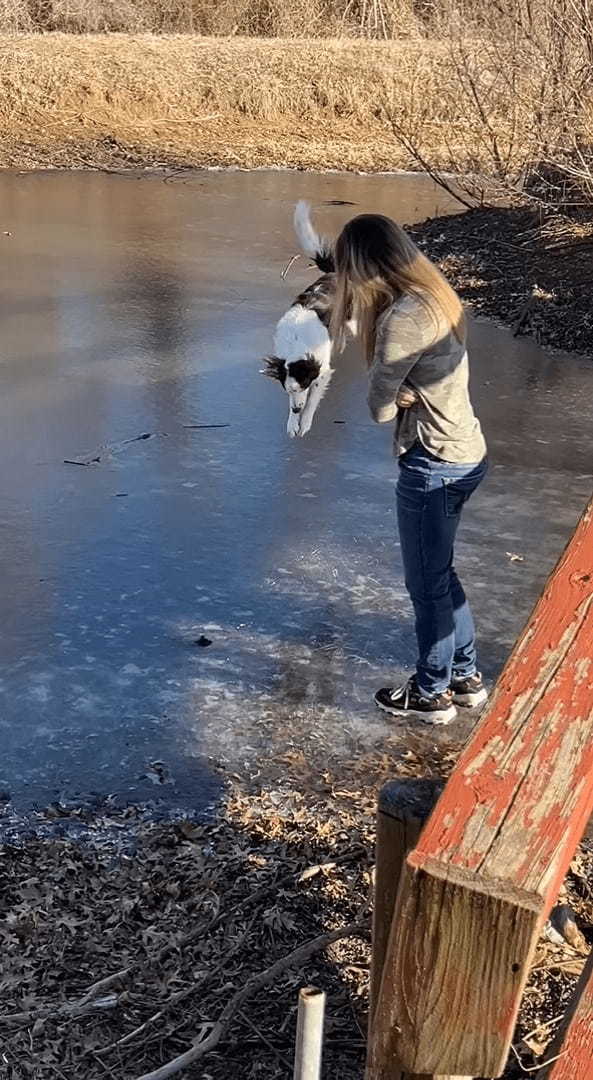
[331,214,488,725]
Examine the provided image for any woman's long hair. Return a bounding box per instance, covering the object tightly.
[330,214,465,367]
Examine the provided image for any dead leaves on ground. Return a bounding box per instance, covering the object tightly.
[0,755,592,1078]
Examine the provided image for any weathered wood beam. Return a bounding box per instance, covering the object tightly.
[373,496,593,1078]
[537,948,593,1079]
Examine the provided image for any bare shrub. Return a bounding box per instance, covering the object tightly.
[385,0,593,206]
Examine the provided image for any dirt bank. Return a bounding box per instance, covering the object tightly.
[411,205,593,358]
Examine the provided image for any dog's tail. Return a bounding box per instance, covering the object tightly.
[294,200,335,274]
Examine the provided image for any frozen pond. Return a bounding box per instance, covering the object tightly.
[0,169,591,825]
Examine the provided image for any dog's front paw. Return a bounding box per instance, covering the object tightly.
[297,414,313,438]
[287,413,300,438]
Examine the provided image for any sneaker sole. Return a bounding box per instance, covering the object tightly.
[375,697,458,725]
[452,688,489,708]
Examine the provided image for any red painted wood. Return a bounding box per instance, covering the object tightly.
[412,496,593,902]
[539,950,593,1079]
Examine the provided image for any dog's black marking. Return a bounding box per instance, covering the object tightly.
[311,247,335,274]
[291,273,335,329]
[287,355,321,389]
[262,352,321,391]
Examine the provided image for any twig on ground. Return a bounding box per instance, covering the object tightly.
[511,1041,568,1073]
[238,1009,293,1068]
[103,928,251,1053]
[72,843,366,1043]
[0,994,119,1027]
[80,968,131,1004]
[131,922,368,1080]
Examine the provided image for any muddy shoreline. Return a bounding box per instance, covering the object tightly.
[410,204,593,359]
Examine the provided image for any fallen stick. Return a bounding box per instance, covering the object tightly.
[80,967,131,1004]
[131,922,368,1080]
[86,844,367,1022]
[0,968,129,1028]
[102,928,251,1053]
[0,993,118,1026]
[281,253,301,279]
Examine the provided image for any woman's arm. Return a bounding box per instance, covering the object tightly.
[367,300,427,423]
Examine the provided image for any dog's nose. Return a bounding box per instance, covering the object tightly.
[291,406,302,414]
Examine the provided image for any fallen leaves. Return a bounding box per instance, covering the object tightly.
[0,790,372,1079]
[0,744,591,1078]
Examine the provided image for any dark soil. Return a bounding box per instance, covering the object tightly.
[409,206,593,358]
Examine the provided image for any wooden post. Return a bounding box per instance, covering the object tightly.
[537,948,593,1079]
[367,778,470,1080]
[369,778,443,1029]
[374,496,593,1079]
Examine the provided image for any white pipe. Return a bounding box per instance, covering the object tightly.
[293,986,326,1080]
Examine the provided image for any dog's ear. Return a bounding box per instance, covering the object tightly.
[260,356,286,384]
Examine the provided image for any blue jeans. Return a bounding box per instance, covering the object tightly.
[396,442,488,697]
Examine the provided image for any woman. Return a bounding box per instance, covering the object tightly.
[331,214,487,724]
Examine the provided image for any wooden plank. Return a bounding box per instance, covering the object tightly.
[537,948,593,1079]
[374,495,593,1079]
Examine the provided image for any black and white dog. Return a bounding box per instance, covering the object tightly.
[262,201,353,438]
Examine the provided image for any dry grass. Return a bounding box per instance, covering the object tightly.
[0,33,509,172]
[3,31,589,182]
[0,0,426,37]
[0,6,592,197]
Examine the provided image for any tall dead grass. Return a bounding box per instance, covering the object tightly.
[0,0,425,36]
[1,27,592,196]
[0,34,461,171]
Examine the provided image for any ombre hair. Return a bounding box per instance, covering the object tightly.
[330,214,466,367]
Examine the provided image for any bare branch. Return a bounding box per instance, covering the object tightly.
[131,922,368,1080]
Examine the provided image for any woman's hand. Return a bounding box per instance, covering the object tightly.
[396,385,419,409]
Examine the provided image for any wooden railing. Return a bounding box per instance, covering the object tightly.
[367,495,593,1080]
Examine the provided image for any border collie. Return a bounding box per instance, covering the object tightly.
[262,202,352,438]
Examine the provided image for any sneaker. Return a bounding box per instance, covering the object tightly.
[374,677,458,725]
[450,672,488,708]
